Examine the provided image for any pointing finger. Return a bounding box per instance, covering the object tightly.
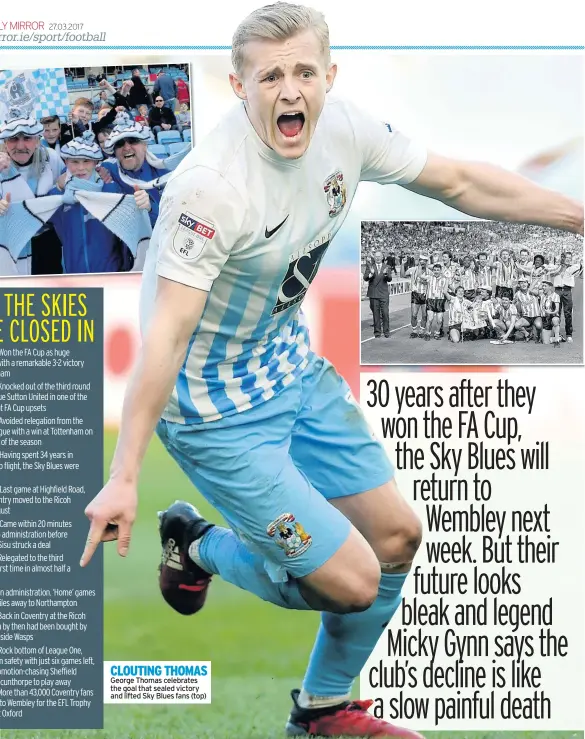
[80,519,107,567]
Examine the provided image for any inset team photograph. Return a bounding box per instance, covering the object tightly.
[361,221,583,365]
[0,63,192,276]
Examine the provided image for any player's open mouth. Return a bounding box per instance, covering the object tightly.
[276,112,305,139]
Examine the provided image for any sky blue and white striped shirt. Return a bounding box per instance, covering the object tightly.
[141,97,427,423]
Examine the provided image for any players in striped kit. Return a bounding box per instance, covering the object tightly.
[514,277,542,341]
[458,255,477,299]
[540,279,562,346]
[474,252,492,291]
[423,262,449,340]
[491,247,518,299]
[406,253,429,338]
[362,220,582,358]
[445,285,472,343]
[491,295,518,342]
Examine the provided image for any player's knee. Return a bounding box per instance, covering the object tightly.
[331,565,380,613]
[302,535,381,613]
[377,511,423,565]
[553,317,560,326]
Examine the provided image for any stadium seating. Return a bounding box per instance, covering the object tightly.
[157,130,182,145]
[167,142,190,155]
[147,144,167,157]
[182,129,192,143]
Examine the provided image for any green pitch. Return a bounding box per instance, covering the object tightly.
[5,431,582,739]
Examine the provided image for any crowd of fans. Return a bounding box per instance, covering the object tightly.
[0,66,192,277]
[52,67,191,151]
[362,221,583,348]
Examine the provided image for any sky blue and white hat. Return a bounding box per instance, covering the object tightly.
[0,116,43,140]
[61,130,102,161]
[104,111,151,154]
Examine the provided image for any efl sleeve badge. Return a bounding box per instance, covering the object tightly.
[172,211,216,261]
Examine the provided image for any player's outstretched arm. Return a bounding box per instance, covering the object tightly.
[80,277,208,567]
[405,153,584,235]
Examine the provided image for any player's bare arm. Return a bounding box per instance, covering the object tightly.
[80,277,208,567]
[406,152,584,235]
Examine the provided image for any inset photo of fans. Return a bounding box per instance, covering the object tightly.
[0,63,192,276]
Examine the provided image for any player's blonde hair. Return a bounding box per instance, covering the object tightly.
[232,2,330,75]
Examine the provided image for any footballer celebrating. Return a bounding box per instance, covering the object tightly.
[81,3,584,737]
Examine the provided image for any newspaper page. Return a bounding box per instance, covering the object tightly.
[0,2,582,739]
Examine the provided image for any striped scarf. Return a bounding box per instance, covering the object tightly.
[0,180,151,267]
[115,146,190,191]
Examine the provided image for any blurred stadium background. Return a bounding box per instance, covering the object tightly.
[1,52,582,738]
[63,64,192,154]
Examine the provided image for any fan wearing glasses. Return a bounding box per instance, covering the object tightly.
[148,96,179,143]
[100,115,171,226]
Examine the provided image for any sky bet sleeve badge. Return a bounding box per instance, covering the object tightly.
[323,169,347,217]
[266,513,312,558]
[172,211,216,261]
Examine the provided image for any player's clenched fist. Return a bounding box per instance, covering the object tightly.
[80,478,138,566]
[133,186,151,211]
[0,192,11,216]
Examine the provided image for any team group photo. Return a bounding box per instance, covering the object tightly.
[361,220,583,365]
[0,62,192,276]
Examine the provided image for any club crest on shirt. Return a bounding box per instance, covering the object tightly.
[172,211,216,261]
[266,513,312,558]
[323,169,346,217]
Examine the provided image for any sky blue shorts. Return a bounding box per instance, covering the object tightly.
[156,355,394,582]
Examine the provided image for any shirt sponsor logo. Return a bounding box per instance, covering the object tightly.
[172,211,215,261]
[272,233,331,315]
